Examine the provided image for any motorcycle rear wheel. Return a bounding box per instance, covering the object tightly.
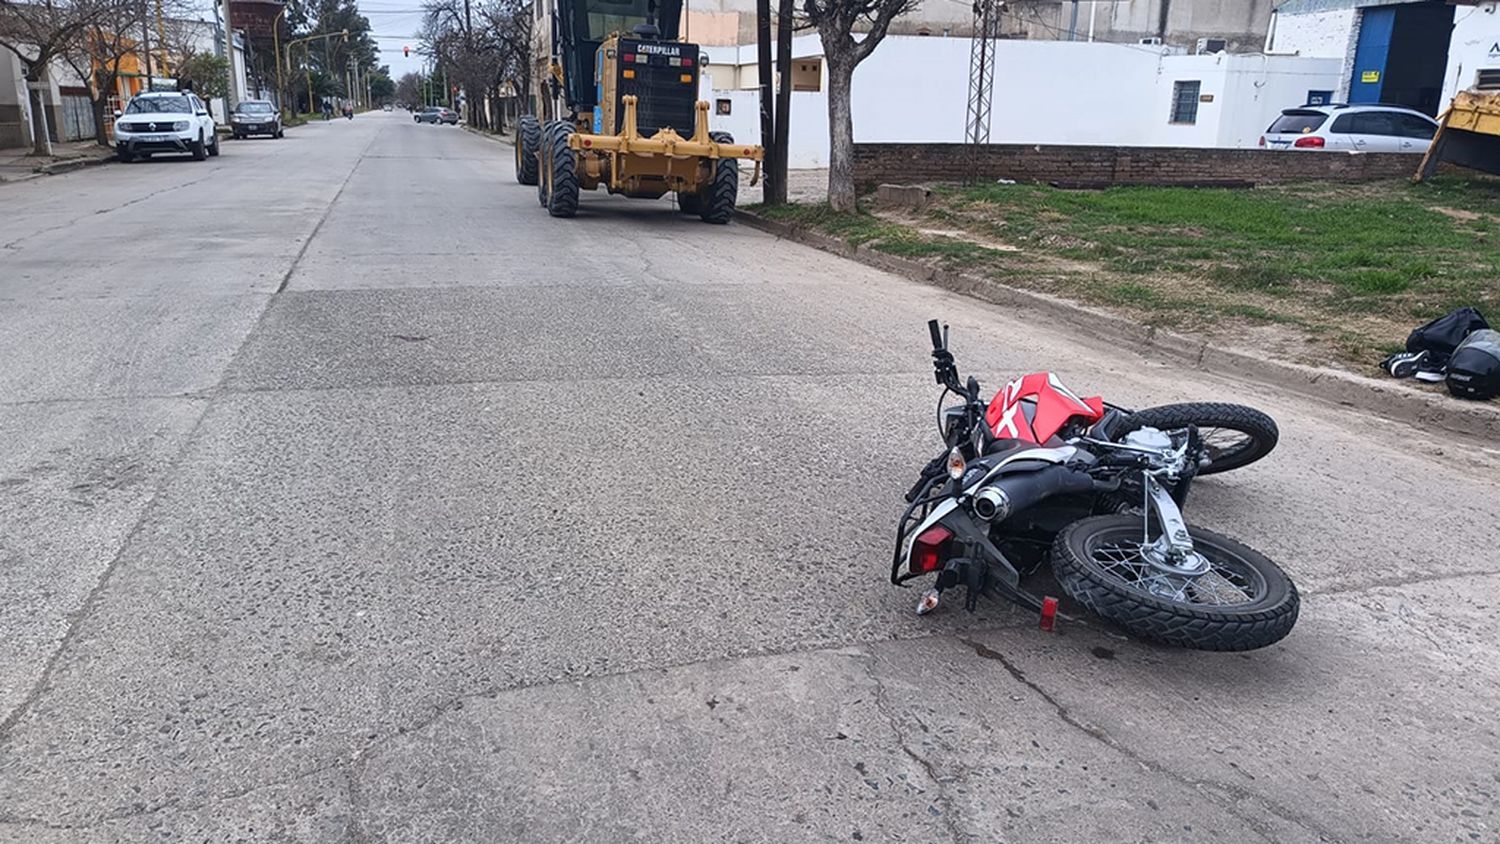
[1117,402,1278,476]
[1052,515,1298,651]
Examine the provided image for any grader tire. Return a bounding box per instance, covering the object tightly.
[515,115,540,186]
[677,192,702,214]
[547,122,580,218]
[537,121,557,207]
[700,130,738,225]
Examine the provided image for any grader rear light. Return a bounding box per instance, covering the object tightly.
[623,69,636,79]
[680,74,692,83]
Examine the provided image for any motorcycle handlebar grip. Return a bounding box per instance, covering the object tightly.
[928,320,944,350]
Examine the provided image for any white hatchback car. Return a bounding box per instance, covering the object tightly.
[1259,104,1438,153]
[113,91,220,162]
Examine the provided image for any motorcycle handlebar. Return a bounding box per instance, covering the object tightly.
[928,319,944,351]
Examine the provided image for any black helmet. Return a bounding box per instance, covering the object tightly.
[1446,329,1500,401]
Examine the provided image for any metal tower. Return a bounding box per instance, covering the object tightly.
[963,0,1003,181]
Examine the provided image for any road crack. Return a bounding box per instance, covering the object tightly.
[856,650,971,844]
[955,636,1339,844]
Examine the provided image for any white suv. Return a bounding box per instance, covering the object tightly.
[113,91,220,162]
[1259,104,1438,153]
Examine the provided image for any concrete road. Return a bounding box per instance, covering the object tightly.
[2,112,1498,843]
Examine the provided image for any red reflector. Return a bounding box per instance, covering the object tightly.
[682,57,694,66]
[1039,597,1058,632]
[912,525,953,574]
[624,54,635,63]
[1293,135,1325,148]
[582,138,592,147]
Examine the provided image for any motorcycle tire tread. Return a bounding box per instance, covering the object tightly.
[1117,402,1278,476]
[1051,515,1299,652]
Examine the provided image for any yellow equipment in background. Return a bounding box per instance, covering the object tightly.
[516,1,762,223]
[1415,88,1500,182]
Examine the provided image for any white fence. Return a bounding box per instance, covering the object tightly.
[705,36,1342,168]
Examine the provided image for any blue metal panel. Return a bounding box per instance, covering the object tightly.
[1349,7,1395,104]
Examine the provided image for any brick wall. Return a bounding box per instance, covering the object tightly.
[852,143,1419,188]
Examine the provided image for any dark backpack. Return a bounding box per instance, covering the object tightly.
[1446,329,1500,401]
[1407,307,1490,363]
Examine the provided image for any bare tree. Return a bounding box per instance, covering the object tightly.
[0,0,117,154]
[802,0,918,211]
[480,0,530,127]
[56,0,149,145]
[421,0,501,128]
[395,69,422,105]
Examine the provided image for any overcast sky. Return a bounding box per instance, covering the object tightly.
[360,0,428,78]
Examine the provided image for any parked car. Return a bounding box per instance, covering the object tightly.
[383,104,393,112]
[1260,103,1438,153]
[415,106,459,125]
[113,91,219,162]
[229,100,282,139]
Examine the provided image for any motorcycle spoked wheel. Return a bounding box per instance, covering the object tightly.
[1116,402,1278,476]
[1051,515,1298,651]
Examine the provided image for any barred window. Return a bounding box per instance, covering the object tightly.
[1170,80,1201,124]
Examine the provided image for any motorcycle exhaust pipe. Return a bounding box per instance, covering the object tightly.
[972,486,1011,522]
[972,467,1098,522]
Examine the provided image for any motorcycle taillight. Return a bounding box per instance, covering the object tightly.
[912,525,953,574]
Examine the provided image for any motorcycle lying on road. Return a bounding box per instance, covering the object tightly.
[892,320,1299,651]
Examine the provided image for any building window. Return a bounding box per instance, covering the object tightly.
[791,59,822,92]
[1170,80,1201,124]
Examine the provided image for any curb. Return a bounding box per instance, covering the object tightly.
[462,125,514,147]
[736,209,1500,442]
[37,153,115,175]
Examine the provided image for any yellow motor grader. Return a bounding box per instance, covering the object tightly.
[516,0,762,223]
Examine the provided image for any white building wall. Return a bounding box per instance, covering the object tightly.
[1268,7,1357,58]
[708,37,1342,167]
[1443,1,1500,104]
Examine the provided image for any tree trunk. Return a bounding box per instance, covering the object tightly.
[825,54,855,212]
[90,94,110,146]
[27,81,54,157]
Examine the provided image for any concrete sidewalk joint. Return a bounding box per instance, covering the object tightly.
[737,209,1500,443]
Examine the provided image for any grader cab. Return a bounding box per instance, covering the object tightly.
[516,0,762,222]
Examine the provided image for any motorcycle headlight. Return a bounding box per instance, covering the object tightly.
[172,121,189,131]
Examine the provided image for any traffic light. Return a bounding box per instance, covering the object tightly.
[403,46,409,58]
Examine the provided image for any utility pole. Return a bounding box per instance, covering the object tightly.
[140,0,153,91]
[768,0,792,204]
[1067,0,1079,41]
[220,0,237,110]
[755,0,774,202]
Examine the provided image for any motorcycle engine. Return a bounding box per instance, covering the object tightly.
[1122,427,1173,452]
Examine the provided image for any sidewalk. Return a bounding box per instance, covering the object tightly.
[0,139,115,183]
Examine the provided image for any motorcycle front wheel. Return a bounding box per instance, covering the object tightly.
[1116,402,1278,476]
[1051,515,1298,651]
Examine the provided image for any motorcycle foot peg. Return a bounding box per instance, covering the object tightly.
[1039,596,1059,632]
[916,588,942,616]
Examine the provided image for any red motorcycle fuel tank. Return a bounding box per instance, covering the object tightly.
[985,372,1105,444]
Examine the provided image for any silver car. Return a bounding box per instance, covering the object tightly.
[230,100,283,139]
[1259,104,1437,153]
